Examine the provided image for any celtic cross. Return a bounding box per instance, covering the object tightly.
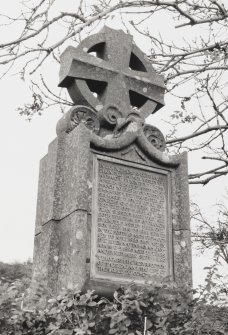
[59,26,165,127]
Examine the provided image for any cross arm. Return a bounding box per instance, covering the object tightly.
[124,70,165,107]
[59,46,116,87]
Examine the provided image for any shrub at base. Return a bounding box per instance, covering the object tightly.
[0,279,228,334]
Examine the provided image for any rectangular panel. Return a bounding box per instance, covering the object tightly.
[91,155,172,284]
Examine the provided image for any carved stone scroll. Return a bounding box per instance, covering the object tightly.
[143,124,166,151]
[56,105,100,135]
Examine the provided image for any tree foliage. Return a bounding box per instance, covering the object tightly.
[1,0,228,185]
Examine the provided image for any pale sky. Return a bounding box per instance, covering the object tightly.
[0,76,60,263]
[1,1,228,289]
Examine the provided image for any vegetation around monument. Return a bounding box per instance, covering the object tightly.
[0,262,228,334]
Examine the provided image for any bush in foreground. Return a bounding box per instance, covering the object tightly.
[0,278,228,335]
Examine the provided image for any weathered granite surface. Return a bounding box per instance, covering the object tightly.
[173,229,192,286]
[57,210,88,290]
[32,27,192,295]
[32,220,59,292]
[56,125,90,219]
[34,139,58,234]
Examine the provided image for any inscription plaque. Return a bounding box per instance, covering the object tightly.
[91,155,172,283]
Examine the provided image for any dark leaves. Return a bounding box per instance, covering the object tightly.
[0,280,228,334]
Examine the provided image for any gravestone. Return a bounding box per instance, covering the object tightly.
[32,26,192,295]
